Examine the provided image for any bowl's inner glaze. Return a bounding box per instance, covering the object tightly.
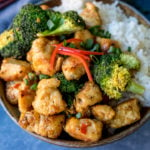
[0,0,150,148]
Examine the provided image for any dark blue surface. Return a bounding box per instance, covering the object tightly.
[0,0,150,150]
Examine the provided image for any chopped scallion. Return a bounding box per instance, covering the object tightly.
[128,46,132,52]
[39,74,50,80]
[63,40,67,46]
[69,43,76,48]
[28,72,36,80]
[23,78,29,85]
[76,112,82,119]
[30,83,38,90]
[85,39,94,49]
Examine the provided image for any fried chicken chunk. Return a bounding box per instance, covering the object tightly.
[64,117,103,142]
[96,37,120,51]
[6,81,22,105]
[80,2,102,27]
[32,78,66,115]
[18,82,35,113]
[108,98,141,128]
[62,56,85,80]
[74,29,94,41]
[0,58,31,81]
[92,105,115,122]
[74,81,102,115]
[27,38,58,76]
[19,110,65,139]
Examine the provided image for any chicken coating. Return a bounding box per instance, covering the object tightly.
[74,81,102,115]
[27,38,58,76]
[19,110,65,139]
[80,2,102,27]
[64,117,103,142]
[0,58,31,81]
[55,56,64,72]
[32,78,66,115]
[74,30,94,41]
[108,98,141,128]
[96,37,120,51]
[62,56,85,80]
[6,81,22,105]
[92,105,115,122]
[18,82,35,113]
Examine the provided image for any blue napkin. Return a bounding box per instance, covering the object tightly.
[0,0,42,33]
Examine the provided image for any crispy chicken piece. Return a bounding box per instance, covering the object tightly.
[80,2,102,27]
[32,78,66,115]
[0,58,31,81]
[92,105,115,122]
[64,117,103,142]
[55,56,64,72]
[74,81,102,115]
[19,110,65,139]
[6,81,22,105]
[62,56,85,80]
[108,98,141,128]
[74,29,94,41]
[27,38,58,76]
[18,82,35,113]
[96,37,120,51]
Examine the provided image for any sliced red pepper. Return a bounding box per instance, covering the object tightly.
[49,44,61,71]
[81,123,88,134]
[57,51,93,82]
[59,46,104,55]
[59,49,91,61]
[13,83,21,88]
[50,38,104,81]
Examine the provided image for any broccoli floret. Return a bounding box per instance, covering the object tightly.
[93,53,144,99]
[54,72,84,107]
[0,29,26,58]
[12,4,49,53]
[53,72,83,93]
[120,53,140,70]
[107,47,140,70]
[37,10,85,36]
[0,4,50,58]
[0,29,14,50]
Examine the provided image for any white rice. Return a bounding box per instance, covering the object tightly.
[54,0,150,106]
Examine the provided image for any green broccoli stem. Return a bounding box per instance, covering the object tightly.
[126,80,145,95]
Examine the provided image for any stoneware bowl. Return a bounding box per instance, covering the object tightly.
[0,0,150,148]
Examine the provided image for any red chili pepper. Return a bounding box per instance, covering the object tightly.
[81,123,89,134]
[50,38,104,81]
[59,46,104,55]
[49,44,61,71]
[13,83,21,88]
[59,49,91,61]
[57,51,93,82]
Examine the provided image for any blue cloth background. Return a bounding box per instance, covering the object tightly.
[0,0,150,150]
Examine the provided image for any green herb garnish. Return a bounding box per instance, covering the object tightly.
[108,46,122,54]
[23,78,29,85]
[30,83,38,90]
[39,74,50,80]
[89,25,111,39]
[127,46,132,52]
[28,72,37,80]
[76,112,82,119]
